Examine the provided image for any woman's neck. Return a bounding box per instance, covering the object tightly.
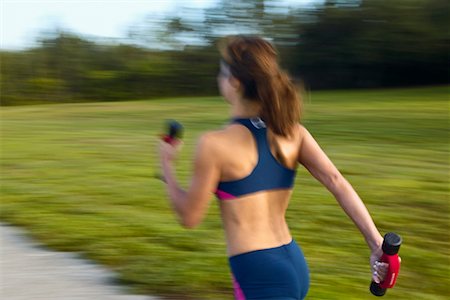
[230,98,261,119]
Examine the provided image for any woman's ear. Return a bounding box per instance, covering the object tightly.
[228,76,241,91]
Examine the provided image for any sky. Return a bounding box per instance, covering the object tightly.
[1,0,320,50]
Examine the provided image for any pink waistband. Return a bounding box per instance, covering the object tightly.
[215,189,237,200]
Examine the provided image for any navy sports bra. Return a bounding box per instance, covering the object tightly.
[215,117,297,200]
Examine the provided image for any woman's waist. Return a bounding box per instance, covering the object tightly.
[224,224,292,257]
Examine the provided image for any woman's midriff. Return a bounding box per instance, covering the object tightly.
[218,189,294,256]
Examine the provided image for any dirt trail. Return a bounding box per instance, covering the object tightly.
[0,224,160,300]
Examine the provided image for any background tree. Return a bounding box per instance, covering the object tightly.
[1,0,448,105]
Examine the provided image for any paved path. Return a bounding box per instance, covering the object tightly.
[0,224,160,300]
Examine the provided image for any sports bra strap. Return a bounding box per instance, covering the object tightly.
[215,117,296,200]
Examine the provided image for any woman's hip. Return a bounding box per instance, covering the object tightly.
[229,239,309,300]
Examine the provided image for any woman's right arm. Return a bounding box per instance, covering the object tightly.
[296,125,387,282]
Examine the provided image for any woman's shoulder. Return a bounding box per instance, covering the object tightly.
[195,129,229,151]
[200,123,246,140]
[197,128,229,142]
[290,123,311,139]
[195,125,247,157]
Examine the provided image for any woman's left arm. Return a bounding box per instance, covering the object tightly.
[297,125,389,283]
[159,133,221,228]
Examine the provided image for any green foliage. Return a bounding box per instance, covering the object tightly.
[0,0,448,106]
[1,86,448,299]
[0,35,220,105]
[292,0,449,88]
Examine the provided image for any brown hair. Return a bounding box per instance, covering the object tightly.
[219,35,302,138]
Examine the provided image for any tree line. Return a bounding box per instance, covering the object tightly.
[1,0,448,105]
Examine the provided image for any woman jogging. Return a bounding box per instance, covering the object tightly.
[158,35,389,300]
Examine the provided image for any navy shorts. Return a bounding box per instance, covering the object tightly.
[229,239,309,300]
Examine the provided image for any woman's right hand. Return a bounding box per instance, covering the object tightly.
[370,246,389,283]
[158,139,183,163]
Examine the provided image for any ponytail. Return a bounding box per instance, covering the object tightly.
[220,35,302,138]
[256,70,301,138]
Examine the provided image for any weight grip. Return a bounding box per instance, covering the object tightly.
[370,232,402,296]
[162,120,183,145]
[155,120,184,183]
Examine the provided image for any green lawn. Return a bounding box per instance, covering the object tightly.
[1,86,448,299]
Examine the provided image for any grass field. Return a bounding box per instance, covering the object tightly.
[1,86,448,299]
